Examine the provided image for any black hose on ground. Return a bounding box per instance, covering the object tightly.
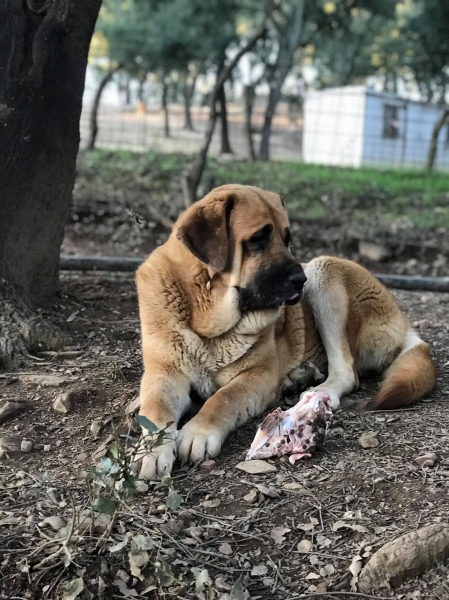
[59,255,449,292]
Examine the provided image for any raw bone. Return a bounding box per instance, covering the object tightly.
[246,391,333,465]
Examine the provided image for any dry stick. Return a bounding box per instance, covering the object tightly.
[182,26,266,205]
[289,593,393,600]
[33,494,78,570]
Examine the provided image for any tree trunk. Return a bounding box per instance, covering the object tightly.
[259,0,305,161]
[136,73,147,113]
[182,28,265,206]
[427,109,449,172]
[218,85,233,154]
[87,63,122,150]
[162,78,170,138]
[182,72,197,131]
[0,0,101,366]
[243,84,256,161]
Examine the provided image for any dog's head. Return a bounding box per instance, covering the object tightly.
[175,185,306,317]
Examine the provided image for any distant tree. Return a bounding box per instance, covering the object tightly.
[259,0,306,161]
[0,0,101,366]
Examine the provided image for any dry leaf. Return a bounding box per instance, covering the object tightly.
[271,526,291,545]
[305,572,320,580]
[195,569,211,591]
[349,554,363,591]
[251,564,268,576]
[297,539,313,553]
[320,564,335,577]
[236,460,277,474]
[254,483,280,498]
[316,535,332,548]
[358,431,379,449]
[298,518,319,532]
[202,499,221,508]
[219,543,233,555]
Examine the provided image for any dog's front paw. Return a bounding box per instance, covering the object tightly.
[177,419,224,464]
[137,432,177,480]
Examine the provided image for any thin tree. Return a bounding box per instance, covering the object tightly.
[259,0,305,161]
[182,27,265,206]
[427,109,449,172]
[0,0,101,366]
[88,63,123,150]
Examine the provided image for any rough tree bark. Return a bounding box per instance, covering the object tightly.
[243,84,256,161]
[218,85,233,154]
[427,109,449,172]
[181,28,265,206]
[88,63,123,150]
[0,0,101,367]
[161,77,170,138]
[259,0,305,161]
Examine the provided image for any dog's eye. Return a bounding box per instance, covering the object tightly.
[245,224,273,251]
[284,227,291,247]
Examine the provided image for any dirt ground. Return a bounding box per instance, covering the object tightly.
[1,157,449,599]
[0,271,448,600]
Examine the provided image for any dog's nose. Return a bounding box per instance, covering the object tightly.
[288,269,307,287]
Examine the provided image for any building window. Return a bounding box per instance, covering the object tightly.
[383,104,400,138]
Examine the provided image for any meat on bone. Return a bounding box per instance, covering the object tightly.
[246,391,333,465]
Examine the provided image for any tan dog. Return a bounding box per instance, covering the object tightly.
[135,184,437,479]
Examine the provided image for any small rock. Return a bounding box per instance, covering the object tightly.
[39,516,65,531]
[90,419,103,438]
[415,452,437,467]
[243,489,258,504]
[43,444,51,452]
[0,401,27,424]
[77,452,88,462]
[200,459,216,469]
[19,374,76,388]
[0,436,23,458]
[126,397,140,415]
[413,319,431,330]
[358,431,380,449]
[254,483,280,498]
[20,440,33,453]
[53,392,72,414]
[236,460,277,474]
[135,481,149,493]
[116,569,130,584]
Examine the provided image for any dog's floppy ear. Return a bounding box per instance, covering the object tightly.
[177,193,235,273]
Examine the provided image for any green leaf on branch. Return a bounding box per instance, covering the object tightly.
[135,414,158,433]
[92,495,118,515]
[166,491,182,510]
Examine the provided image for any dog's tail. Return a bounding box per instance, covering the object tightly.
[371,330,437,410]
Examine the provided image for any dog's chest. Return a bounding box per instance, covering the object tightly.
[179,327,258,398]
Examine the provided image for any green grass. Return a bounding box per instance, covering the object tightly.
[78,149,449,232]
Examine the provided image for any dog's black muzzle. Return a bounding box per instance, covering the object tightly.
[239,260,307,312]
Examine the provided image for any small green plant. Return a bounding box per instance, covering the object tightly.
[88,414,180,517]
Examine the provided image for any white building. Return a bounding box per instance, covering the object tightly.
[303,85,449,170]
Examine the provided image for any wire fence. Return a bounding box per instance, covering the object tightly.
[80,100,303,161]
[80,80,449,170]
